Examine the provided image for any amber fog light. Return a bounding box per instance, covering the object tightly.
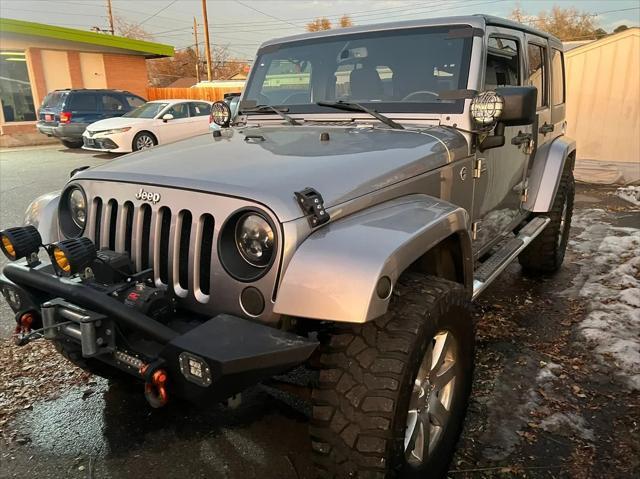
[50,237,96,276]
[0,226,42,262]
[241,287,265,316]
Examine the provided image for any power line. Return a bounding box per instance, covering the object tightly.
[134,0,179,28]
[200,0,501,35]
[522,6,640,25]
[233,0,301,28]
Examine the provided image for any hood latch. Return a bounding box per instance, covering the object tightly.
[294,187,330,228]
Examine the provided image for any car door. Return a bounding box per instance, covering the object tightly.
[188,101,213,134]
[66,92,100,127]
[472,27,533,252]
[155,102,192,144]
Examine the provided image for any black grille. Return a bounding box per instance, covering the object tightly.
[90,198,216,300]
[178,210,192,290]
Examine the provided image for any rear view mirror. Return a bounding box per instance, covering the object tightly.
[495,86,537,126]
[162,113,174,122]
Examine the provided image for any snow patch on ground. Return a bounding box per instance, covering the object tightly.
[539,412,595,441]
[569,209,640,390]
[616,186,640,206]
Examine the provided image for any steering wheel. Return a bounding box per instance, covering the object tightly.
[281,92,310,104]
[401,90,440,102]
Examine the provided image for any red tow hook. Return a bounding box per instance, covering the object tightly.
[140,364,169,408]
[14,312,34,346]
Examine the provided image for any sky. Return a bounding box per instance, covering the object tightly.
[1,0,639,60]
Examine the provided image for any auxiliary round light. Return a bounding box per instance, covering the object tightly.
[211,101,231,128]
[0,226,42,261]
[50,237,96,276]
[470,90,504,127]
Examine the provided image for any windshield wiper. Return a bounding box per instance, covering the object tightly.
[316,101,404,130]
[241,104,301,125]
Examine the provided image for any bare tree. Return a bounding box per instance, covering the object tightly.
[509,5,600,41]
[339,15,353,28]
[113,15,154,41]
[306,17,332,32]
[147,45,250,86]
[306,15,354,32]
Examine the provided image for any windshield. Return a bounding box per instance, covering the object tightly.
[244,25,473,115]
[123,102,168,119]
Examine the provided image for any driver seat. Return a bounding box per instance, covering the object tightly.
[349,64,383,100]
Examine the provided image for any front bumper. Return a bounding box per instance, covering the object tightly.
[1,260,318,404]
[82,135,121,152]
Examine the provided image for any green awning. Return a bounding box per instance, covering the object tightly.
[0,17,174,58]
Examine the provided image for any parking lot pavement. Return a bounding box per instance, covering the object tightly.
[0,145,115,338]
[0,154,638,478]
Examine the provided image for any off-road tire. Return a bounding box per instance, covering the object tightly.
[519,163,575,275]
[53,338,132,383]
[61,139,83,149]
[310,274,474,478]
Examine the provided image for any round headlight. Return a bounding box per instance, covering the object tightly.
[235,213,274,268]
[218,209,278,282]
[59,185,87,238]
[470,91,504,127]
[69,188,87,228]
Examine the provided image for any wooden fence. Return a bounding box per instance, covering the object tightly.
[145,87,242,102]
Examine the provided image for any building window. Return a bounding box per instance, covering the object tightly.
[0,51,36,122]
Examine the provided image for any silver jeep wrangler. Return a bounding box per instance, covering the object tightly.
[1,15,574,478]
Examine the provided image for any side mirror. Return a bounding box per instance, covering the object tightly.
[479,122,505,152]
[495,86,537,126]
[162,113,174,122]
[472,86,537,152]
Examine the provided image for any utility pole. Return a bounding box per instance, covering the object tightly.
[106,0,115,35]
[193,17,201,83]
[201,0,213,81]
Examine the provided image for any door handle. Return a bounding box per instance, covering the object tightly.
[539,122,554,134]
[511,131,532,146]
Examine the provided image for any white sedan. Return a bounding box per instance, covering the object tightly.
[82,100,213,153]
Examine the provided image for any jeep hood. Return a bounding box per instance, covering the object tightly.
[76,125,468,222]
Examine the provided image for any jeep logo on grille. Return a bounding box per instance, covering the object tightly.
[135,188,161,204]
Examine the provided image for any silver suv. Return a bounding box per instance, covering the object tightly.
[1,15,574,478]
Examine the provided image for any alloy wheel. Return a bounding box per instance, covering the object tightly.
[404,330,458,465]
[136,135,154,150]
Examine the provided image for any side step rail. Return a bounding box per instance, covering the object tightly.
[472,216,550,300]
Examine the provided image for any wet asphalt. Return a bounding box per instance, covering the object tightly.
[0,146,638,478]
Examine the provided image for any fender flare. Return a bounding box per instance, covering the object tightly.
[23,191,61,244]
[524,135,576,212]
[273,195,472,323]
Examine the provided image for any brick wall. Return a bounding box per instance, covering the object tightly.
[25,48,47,107]
[67,51,84,88]
[103,54,149,98]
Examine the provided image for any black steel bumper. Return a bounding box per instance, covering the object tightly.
[1,261,318,403]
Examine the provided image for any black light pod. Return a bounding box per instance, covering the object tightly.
[51,237,96,276]
[0,226,42,265]
[211,101,231,128]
